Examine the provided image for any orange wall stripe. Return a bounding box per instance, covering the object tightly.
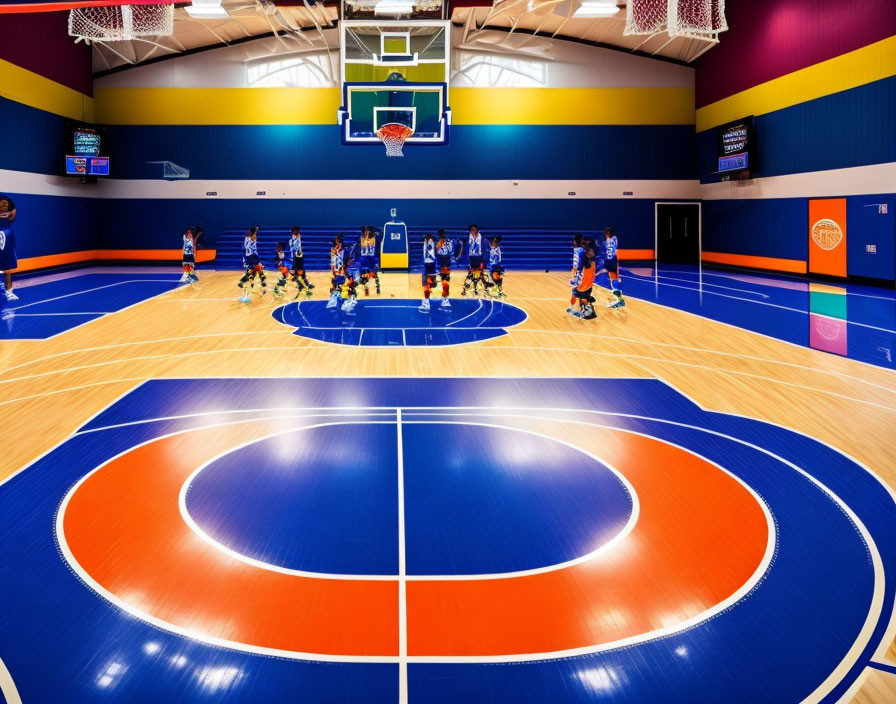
[12,249,216,272]
[701,251,807,274]
[619,249,655,260]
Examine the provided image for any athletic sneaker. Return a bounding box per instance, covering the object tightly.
[418,299,431,312]
[4,288,18,301]
[326,294,340,309]
[179,273,190,284]
[440,298,451,309]
[239,294,251,304]
[341,297,357,313]
[608,299,625,309]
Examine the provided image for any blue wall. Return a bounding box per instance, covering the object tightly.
[98,197,659,251]
[698,76,896,184]
[703,194,896,281]
[5,192,98,259]
[105,124,697,181]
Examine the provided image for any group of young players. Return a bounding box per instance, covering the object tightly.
[179,222,622,318]
[568,227,625,319]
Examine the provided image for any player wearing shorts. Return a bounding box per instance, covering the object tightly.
[604,226,624,308]
[484,235,505,298]
[570,245,598,319]
[0,195,18,300]
[288,227,313,298]
[341,240,362,313]
[419,232,437,312]
[434,229,460,309]
[327,235,347,309]
[567,233,586,313]
[238,226,266,302]
[180,227,198,285]
[462,224,485,296]
[273,242,295,297]
[359,225,380,296]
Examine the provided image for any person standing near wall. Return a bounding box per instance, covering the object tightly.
[0,195,18,300]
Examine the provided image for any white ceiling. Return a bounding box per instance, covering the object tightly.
[90,0,719,72]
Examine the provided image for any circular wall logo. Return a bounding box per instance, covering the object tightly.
[811,218,843,251]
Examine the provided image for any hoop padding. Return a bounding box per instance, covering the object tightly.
[376,123,414,157]
[625,0,727,40]
[68,3,174,42]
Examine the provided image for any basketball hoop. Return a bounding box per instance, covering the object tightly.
[625,0,727,41]
[376,123,414,157]
[68,3,174,43]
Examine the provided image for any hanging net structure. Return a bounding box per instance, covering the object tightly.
[376,123,414,158]
[68,3,174,43]
[625,0,727,41]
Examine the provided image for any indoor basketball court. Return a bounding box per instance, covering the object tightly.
[0,1,895,702]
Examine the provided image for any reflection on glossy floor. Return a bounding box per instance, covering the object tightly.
[1,268,895,703]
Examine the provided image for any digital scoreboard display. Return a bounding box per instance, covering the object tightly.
[63,122,110,177]
[716,116,756,176]
[65,156,110,176]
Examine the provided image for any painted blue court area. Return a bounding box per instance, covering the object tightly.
[0,273,182,339]
[273,297,528,346]
[619,265,896,369]
[0,378,893,703]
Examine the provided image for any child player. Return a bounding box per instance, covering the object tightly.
[327,234,346,309]
[180,226,198,285]
[273,241,294,298]
[341,240,362,313]
[570,244,598,319]
[238,226,266,302]
[484,234,505,297]
[603,226,624,308]
[462,224,485,296]
[419,232,437,312]
[288,227,314,298]
[567,233,585,314]
[359,225,380,296]
[434,229,460,309]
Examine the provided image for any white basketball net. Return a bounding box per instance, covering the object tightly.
[68,3,174,43]
[625,0,727,41]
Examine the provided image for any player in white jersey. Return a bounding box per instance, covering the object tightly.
[603,226,624,308]
[484,235,505,298]
[288,227,313,298]
[237,226,266,302]
[434,229,461,309]
[419,232,437,312]
[462,224,486,296]
[180,227,197,284]
[0,195,19,300]
[567,233,586,314]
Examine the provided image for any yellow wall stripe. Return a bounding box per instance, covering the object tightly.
[96,86,694,126]
[696,35,896,132]
[451,87,694,125]
[95,87,342,125]
[0,59,93,122]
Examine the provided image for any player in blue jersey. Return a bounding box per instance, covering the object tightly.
[434,229,461,309]
[603,226,624,308]
[359,225,381,296]
[419,232,437,312]
[484,234,506,298]
[180,227,198,285]
[287,227,313,298]
[327,235,347,309]
[341,239,362,313]
[566,233,586,313]
[237,226,266,302]
[273,241,294,298]
[462,224,486,296]
[570,245,598,319]
[0,195,18,300]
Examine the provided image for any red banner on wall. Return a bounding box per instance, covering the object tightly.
[808,198,847,278]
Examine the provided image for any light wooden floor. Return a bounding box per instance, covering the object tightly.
[1,269,894,702]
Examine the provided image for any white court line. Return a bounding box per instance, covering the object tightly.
[396,409,408,704]
[624,272,896,335]
[12,312,107,317]
[2,342,895,414]
[10,279,178,311]
[445,298,484,326]
[53,407,771,666]
[635,272,772,298]
[0,655,22,704]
